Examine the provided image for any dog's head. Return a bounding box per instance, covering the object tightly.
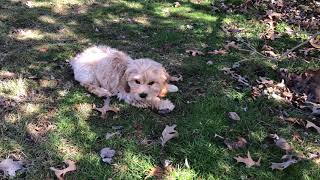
[123,58,170,100]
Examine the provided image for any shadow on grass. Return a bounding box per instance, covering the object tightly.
[1,0,320,179]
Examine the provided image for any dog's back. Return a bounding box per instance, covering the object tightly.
[70,46,124,84]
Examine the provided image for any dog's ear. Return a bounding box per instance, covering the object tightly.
[159,83,168,97]
[158,69,170,97]
[124,81,130,93]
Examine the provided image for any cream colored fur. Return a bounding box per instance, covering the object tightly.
[70,45,175,113]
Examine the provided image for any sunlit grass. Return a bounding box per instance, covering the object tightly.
[0,77,27,99]
[1,0,320,179]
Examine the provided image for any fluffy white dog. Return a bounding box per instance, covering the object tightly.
[70,45,179,116]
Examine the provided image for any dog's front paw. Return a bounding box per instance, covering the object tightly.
[158,100,175,114]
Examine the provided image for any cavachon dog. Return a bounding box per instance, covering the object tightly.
[70,45,179,116]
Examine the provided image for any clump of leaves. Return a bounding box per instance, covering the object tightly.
[224,137,247,150]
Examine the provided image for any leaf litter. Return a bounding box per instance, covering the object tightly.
[306,120,320,134]
[100,148,116,164]
[224,137,247,150]
[50,160,76,180]
[234,151,261,168]
[0,158,23,177]
[160,124,178,146]
[228,112,241,121]
[271,156,298,170]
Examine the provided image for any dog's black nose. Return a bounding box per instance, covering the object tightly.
[139,93,147,98]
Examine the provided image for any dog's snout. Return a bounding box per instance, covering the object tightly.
[139,93,147,98]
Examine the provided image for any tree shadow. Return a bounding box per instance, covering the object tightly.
[1,0,320,179]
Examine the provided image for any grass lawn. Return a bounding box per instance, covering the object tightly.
[1,0,320,179]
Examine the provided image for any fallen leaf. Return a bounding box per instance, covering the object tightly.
[228,112,240,121]
[224,137,247,150]
[263,19,276,40]
[145,166,164,179]
[310,36,320,49]
[270,134,293,152]
[25,1,33,8]
[266,10,282,19]
[257,77,274,85]
[100,148,116,164]
[271,159,297,170]
[160,124,178,146]
[185,49,204,56]
[234,151,261,168]
[207,49,227,55]
[141,138,156,146]
[224,41,239,50]
[170,75,183,82]
[262,50,279,58]
[105,131,121,140]
[206,60,213,65]
[285,27,294,36]
[308,152,320,160]
[50,160,76,180]
[173,2,181,7]
[0,71,16,79]
[0,158,23,177]
[292,132,303,144]
[306,120,320,134]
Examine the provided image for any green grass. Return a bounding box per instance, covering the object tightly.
[1,0,320,179]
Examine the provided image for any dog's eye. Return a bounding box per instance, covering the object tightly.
[135,80,141,84]
[148,81,155,86]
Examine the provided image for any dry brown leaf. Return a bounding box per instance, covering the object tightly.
[145,166,164,179]
[257,77,274,85]
[234,151,261,168]
[50,160,76,180]
[266,10,282,19]
[224,137,247,150]
[271,159,297,170]
[276,0,284,7]
[310,37,320,49]
[0,71,16,79]
[262,50,279,58]
[306,120,320,134]
[207,49,227,55]
[185,49,204,56]
[270,134,293,152]
[224,41,239,50]
[160,124,178,146]
[292,132,303,144]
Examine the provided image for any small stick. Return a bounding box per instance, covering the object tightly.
[280,32,320,60]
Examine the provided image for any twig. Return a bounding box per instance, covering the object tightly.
[237,36,277,61]
[279,32,320,60]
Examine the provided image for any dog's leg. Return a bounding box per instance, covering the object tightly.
[81,83,112,97]
[150,97,175,114]
[94,97,120,118]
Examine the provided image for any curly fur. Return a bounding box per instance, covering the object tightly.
[70,45,175,111]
